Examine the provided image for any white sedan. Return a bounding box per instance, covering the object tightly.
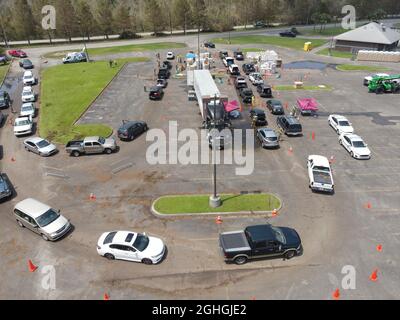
[24,137,58,157]
[249,72,264,86]
[14,116,33,136]
[97,231,166,265]
[339,133,371,160]
[328,115,354,135]
[20,102,36,118]
[166,52,175,60]
[363,73,389,86]
[22,86,35,103]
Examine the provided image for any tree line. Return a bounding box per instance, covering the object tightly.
[0,0,399,43]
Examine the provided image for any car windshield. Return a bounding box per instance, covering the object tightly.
[22,106,32,111]
[37,140,50,148]
[271,226,287,244]
[98,137,106,144]
[22,91,32,96]
[16,120,30,126]
[133,234,150,252]
[353,140,366,148]
[339,121,350,127]
[36,209,60,228]
[314,166,330,172]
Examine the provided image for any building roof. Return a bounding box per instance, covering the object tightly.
[334,22,400,45]
[193,70,220,98]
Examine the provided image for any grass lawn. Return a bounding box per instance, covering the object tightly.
[44,42,186,59]
[212,35,327,51]
[154,194,282,215]
[275,85,332,91]
[40,57,149,144]
[0,63,11,84]
[336,64,390,72]
[317,48,354,59]
[303,26,349,37]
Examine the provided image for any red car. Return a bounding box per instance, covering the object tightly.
[8,49,27,58]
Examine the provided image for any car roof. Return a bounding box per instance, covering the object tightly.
[285,116,300,124]
[15,198,51,218]
[150,86,162,91]
[25,137,45,144]
[259,128,276,136]
[23,86,32,91]
[252,108,264,113]
[23,71,33,76]
[16,116,30,120]
[331,114,348,120]
[111,231,138,245]
[269,99,281,104]
[245,225,275,242]
[120,121,141,129]
[309,155,330,167]
[344,134,362,141]
[22,102,34,107]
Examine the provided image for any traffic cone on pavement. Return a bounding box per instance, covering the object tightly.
[103,293,110,301]
[28,260,38,273]
[216,216,223,225]
[332,289,340,300]
[369,269,378,282]
[272,209,279,217]
[365,202,372,209]
[288,146,293,155]
[89,193,97,201]
[376,244,383,252]
[11,156,16,162]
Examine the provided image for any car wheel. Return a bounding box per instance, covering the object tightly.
[142,258,153,265]
[351,151,355,158]
[337,129,340,135]
[285,251,296,260]
[104,253,115,260]
[234,256,248,265]
[105,148,112,155]
[25,146,30,152]
[17,220,25,228]
[72,151,80,157]
[339,140,343,146]
[41,234,50,241]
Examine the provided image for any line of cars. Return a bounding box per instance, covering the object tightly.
[149,53,175,100]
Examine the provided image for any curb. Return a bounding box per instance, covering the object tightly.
[150,194,284,219]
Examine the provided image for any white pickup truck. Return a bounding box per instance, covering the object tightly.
[307,155,334,193]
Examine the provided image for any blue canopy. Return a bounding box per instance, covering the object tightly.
[186,53,196,59]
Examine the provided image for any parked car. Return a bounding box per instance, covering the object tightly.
[204,42,216,48]
[219,224,303,265]
[249,73,264,86]
[339,133,371,160]
[8,49,27,58]
[156,78,168,88]
[328,115,354,135]
[14,116,33,137]
[0,91,11,109]
[158,67,171,79]
[308,155,335,193]
[257,128,279,148]
[166,52,175,60]
[19,59,34,69]
[277,116,303,136]
[21,86,35,103]
[0,173,12,201]
[149,86,164,100]
[219,51,229,60]
[240,88,254,104]
[254,21,267,28]
[117,121,148,141]
[14,198,71,241]
[235,77,248,90]
[250,109,267,126]
[257,84,273,98]
[223,57,235,68]
[63,52,87,64]
[228,64,240,76]
[233,51,244,61]
[266,100,284,115]
[23,71,36,86]
[363,73,390,86]
[66,136,117,157]
[280,30,297,37]
[242,63,256,75]
[20,102,36,118]
[162,60,172,70]
[0,110,4,125]
[24,137,58,157]
[229,110,242,119]
[97,231,166,265]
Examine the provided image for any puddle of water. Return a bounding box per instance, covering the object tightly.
[283,61,329,70]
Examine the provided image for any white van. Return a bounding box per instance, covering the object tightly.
[14,198,71,241]
[63,52,87,64]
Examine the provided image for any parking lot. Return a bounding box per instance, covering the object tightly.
[1,38,400,300]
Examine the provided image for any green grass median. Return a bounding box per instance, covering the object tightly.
[44,42,186,59]
[153,194,282,215]
[212,35,327,51]
[336,64,390,72]
[317,48,354,59]
[0,62,11,84]
[40,57,149,144]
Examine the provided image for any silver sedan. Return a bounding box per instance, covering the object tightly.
[24,137,58,157]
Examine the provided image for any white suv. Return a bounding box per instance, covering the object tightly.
[14,116,33,136]
[23,71,36,86]
[22,86,35,103]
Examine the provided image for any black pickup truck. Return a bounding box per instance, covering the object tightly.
[219,224,303,265]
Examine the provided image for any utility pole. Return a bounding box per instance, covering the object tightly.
[78,19,90,62]
[197,0,201,70]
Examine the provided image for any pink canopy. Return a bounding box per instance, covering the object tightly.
[297,98,318,111]
[224,100,240,113]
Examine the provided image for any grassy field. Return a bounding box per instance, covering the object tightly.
[0,63,11,84]
[212,35,327,51]
[40,57,149,144]
[44,42,186,59]
[154,194,282,215]
[303,26,348,36]
[336,64,390,72]
[275,85,332,91]
[317,48,354,59]
[241,48,263,53]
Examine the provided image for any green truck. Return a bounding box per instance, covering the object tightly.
[368,75,400,94]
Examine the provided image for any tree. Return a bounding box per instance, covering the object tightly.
[114,2,132,34]
[12,0,36,44]
[145,0,165,34]
[55,0,77,42]
[173,0,191,35]
[76,1,97,40]
[97,0,115,39]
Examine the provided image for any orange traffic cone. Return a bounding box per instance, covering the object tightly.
[365,202,372,209]
[376,244,383,252]
[332,288,340,300]
[329,156,335,164]
[369,269,378,282]
[89,193,97,201]
[216,216,223,225]
[11,156,16,162]
[28,260,38,273]
[103,293,110,301]
[272,209,279,217]
[288,146,293,155]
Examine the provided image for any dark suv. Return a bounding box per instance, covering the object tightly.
[242,63,256,75]
[0,91,11,109]
[234,51,244,61]
[257,84,273,98]
[149,86,164,100]
[240,88,254,104]
[277,116,303,136]
[117,121,148,141]
[158,67,170,79]
[250,109,267,126]
[267,100,284,115]
[0,173,12,201]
